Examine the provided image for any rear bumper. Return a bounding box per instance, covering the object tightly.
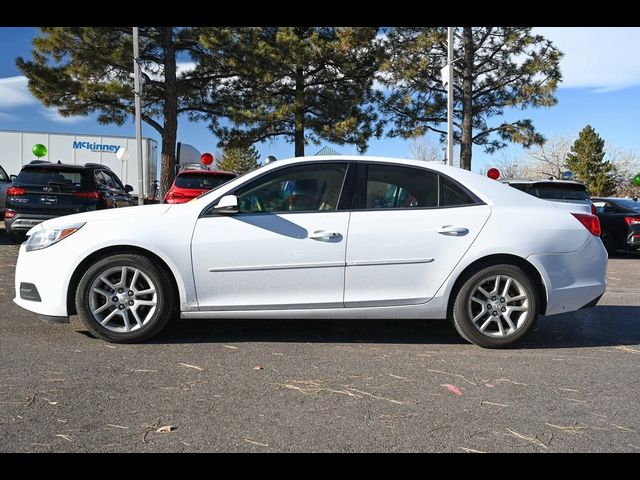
[5,213,58,232]
[528,234,607,316]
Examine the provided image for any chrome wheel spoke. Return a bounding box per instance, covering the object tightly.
[477,286,492,299]
[502,313,517,332]
[122,310,131,332]
[130,269,140,291]
[131,307,144,328]
[502,277,512,297]
[93,287,111,298]
[479,318,493,332]
[98,276,116,290]
[472,310,487,323]
[492,275,501,295]
[508,294,527,303]
[136,288,156,296]
[100,309,119,326]
[136,299,157,307]
[92,303,111,315]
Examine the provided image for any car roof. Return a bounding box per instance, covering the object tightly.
[178,169,236,176]
[21,162,111,172]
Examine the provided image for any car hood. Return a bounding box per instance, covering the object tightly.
[27,204,174,235]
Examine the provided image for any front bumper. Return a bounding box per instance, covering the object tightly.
[13,241,81,318]
[528,234,608,316]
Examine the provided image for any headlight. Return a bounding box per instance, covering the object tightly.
[25,223,85,252]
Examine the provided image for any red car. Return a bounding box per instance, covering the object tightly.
[164,169,237,204]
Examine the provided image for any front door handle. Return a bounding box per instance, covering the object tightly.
[309,230,341,241]
[438,226,469,236]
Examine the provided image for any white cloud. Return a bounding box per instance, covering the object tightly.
[535,27,640,92]
[42,107,84,124]
[0,76,37,108]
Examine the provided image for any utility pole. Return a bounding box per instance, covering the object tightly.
[447,26,454,167]
[133,27,144,206]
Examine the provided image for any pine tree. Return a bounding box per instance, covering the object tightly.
[566,125,616,196]
[217,146,260,175]
[197,27,384,156]
[16,27,231,194]
[378,27,562,171]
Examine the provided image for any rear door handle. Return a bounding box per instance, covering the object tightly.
[309,230,341,241]
[438,226,469,236]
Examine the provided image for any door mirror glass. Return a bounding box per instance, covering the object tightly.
[213,194,239,214]
[124,184,134,193]
[10,174,17,182]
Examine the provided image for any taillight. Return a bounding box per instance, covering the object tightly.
[7,187,26,196]
[571,213,601,236]
[73,191,100,199]
[625,217,640,225]
[4,209,16,219]
[591,204,597,215]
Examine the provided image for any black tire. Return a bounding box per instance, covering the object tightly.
[451,264,540,348]
[7,229,26,244]
[600,230,617,256]
[75,253,176,343]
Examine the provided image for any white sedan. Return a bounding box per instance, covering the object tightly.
[13,156,607,348]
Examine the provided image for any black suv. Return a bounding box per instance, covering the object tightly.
[4,161,136,243]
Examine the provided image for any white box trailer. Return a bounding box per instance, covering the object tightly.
[0,129,158,199]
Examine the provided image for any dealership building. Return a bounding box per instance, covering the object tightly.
[0,129,158,198]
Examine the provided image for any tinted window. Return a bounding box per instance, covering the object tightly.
[532,184,589,201]
[176,173,236,190]
[507,183,530,193]
[104,171,125,190]
[16,168,85,187]
[613,199,640,212]
[0,165,8,182]
[234,163,347,213]
[365,164,438,209]
[441,176,476,206]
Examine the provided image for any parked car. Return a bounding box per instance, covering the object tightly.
[4,161,136,243]
[591,197,640,254]
[164,169,237,204]
[0,163,14,220]
[502,179,594,214]
[13,156,607,348]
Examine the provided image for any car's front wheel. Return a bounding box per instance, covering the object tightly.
[75,253,175,343]
[451,264,540,348]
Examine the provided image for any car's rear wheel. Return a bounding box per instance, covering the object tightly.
[451,264,540,348]
[75,254,175,343]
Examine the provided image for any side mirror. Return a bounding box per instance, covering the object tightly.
[10,174,17,181]
[124,184,134,193]
[213,194,239,214]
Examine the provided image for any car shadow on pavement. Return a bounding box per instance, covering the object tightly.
[75,304,637,349]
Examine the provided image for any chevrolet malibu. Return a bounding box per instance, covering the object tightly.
[13,156,607,348]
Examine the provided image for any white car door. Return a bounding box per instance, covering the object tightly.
[191,162,352,310]
[345,163,491,307]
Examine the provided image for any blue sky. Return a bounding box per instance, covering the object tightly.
[1,27,639,173]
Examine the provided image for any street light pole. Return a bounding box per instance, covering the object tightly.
[132,27,144,206]
[447,26,454,167]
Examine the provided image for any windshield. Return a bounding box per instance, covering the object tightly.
[613,199,640,212]
[532,184,589,201]
[16,168,86,187]
[175,172,236,190]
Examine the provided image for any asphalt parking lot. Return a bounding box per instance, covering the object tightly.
[0,225,639,453]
